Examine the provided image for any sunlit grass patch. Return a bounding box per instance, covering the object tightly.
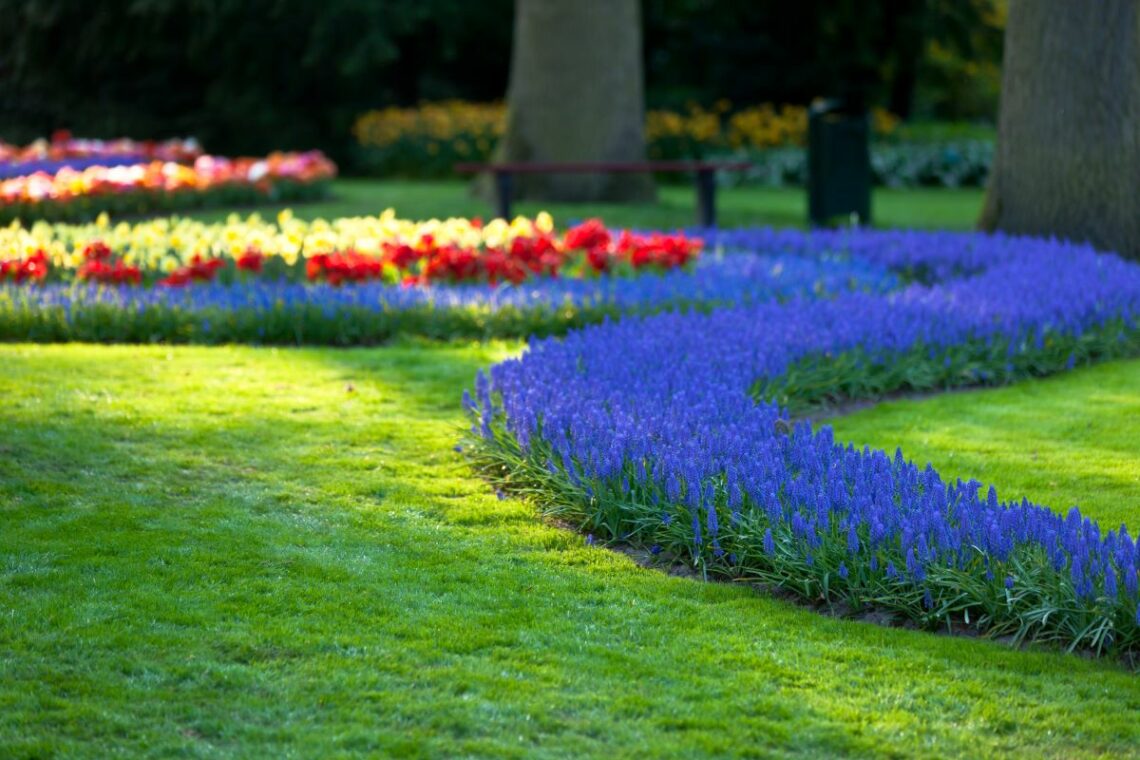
[1,344,1137,758]
[829,359,1140,531]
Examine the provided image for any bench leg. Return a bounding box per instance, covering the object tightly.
[495,172,513,220]
[695,169,716,228]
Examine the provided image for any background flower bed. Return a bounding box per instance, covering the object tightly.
[351,100,992,188]
[466,230,1140,656]
[0,151,337,225]
[0,132,202,179]
[352,102,504,178]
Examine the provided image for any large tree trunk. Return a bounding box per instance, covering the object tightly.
[492,0,655,203]
[979,0,1140,258]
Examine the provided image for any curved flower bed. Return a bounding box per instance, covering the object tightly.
[0,151,336,224]
[0,248,893,344]
[466,230,1140,655]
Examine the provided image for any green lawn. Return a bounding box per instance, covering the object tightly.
[187,178,984,230]
[2,343,1139,758]
[829,359,1140,532]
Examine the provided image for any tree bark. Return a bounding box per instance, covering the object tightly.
[980,0,1140,258]
[492,0,655,203]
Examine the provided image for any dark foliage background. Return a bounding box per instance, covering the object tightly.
[0,0,1002,161]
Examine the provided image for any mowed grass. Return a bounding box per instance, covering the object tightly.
[187,178,984,231]
[829,359,1140,533]
[2,344,1140,758]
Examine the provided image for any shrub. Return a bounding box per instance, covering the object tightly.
[723,141,992,188]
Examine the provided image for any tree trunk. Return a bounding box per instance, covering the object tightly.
[979,0,1140,258]
[492,0,655,203]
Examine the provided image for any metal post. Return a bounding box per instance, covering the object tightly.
[695,168,716,228]
[495,171,513,220]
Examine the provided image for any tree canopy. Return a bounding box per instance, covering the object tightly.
[0,0,1003,157]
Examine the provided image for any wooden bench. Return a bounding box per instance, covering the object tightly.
[454,160,751,227]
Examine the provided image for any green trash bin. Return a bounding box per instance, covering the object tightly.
[808,98,871,226]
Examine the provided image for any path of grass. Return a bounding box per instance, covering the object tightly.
[828,359,1140,532]
[2,344,1138,758]
[188,179,983,231]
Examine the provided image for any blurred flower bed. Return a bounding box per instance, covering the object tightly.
[352,100,991,187]
[0,151,337,224]
[644,101,900,155]
[0,210,700,288]
[352,101,504,178]
[0,131,202,179]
